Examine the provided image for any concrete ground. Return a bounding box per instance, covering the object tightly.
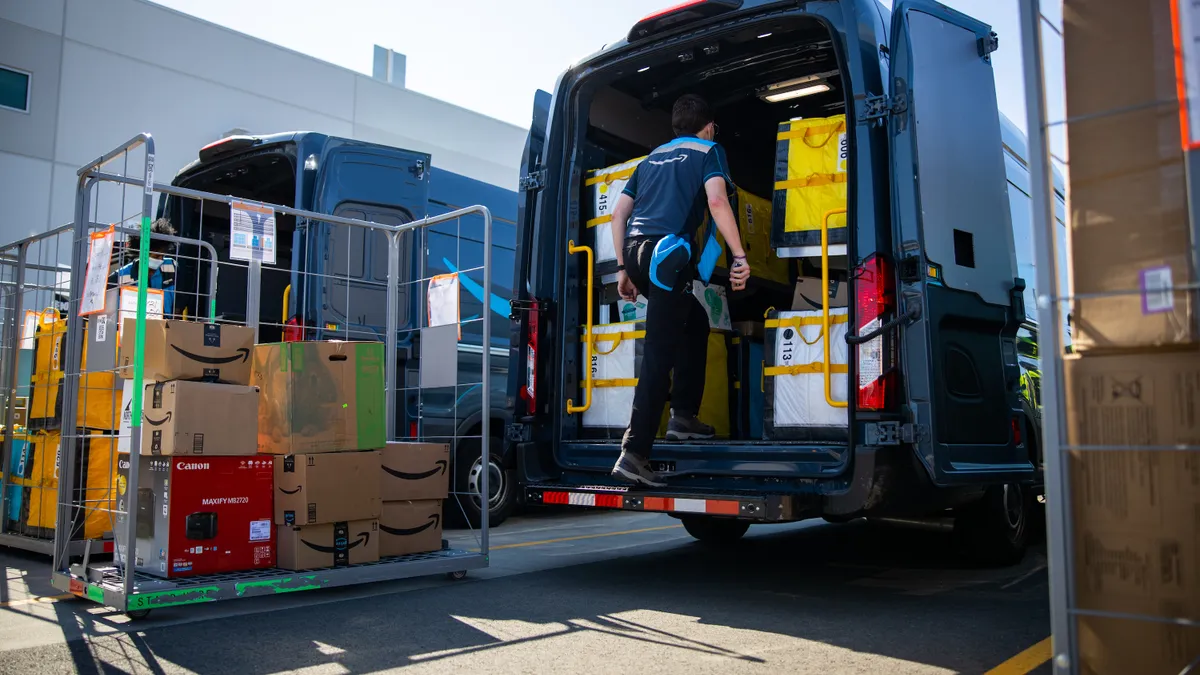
[0,510,1051,674]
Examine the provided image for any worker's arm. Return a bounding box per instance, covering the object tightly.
[613,170,639,301]
[705,176,750,290]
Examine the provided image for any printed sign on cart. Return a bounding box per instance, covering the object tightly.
[229,201,276,265]
[80,226,115,316]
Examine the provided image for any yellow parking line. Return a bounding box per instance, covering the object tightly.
[486,524,685,551]
[985,637,1053,675]
[0,593,73,608]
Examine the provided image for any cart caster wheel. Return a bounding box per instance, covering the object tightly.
[125,609,151,620]
[447,570,468,581]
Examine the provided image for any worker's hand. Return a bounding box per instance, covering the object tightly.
[617,270,638,301]
[730,256,750,291]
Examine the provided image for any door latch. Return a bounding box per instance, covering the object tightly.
[519,169,546,192]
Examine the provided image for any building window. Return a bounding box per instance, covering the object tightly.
[0,66,31,113]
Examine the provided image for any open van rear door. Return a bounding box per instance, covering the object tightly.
[887,1,1032,485]
[509,90,552,419]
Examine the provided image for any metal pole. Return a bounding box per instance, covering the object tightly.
[1019,2,1076,672]
[246,260,261,343]
[0,243,27,537]
[480,208,492,556]
[385,231,400,442]
[1186,152,1200,341]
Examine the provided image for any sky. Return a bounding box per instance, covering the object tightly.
[150,0,1067,139]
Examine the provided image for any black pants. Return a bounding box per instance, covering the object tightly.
[622,236,709,460]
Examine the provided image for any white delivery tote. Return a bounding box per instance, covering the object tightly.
[762,308,850,440]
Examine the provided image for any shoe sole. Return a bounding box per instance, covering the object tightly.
[611,465,666,488]
[665,430,716,441]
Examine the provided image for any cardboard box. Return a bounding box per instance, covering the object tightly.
[1077,615,1200,675]
[1065,351,1200,625]
[87,286,164,374]
[119,319,256,384]
[380,443,450,501]
[115,455,276,578]
[791,276,847,311]
[253,341,386,454]
[1063,1,1198,350]
[276,519,379,569]
[139,381,259,456]
[380,500,443,557]
[273,451,382,525]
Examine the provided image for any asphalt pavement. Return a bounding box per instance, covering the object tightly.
[0,510,1051,674]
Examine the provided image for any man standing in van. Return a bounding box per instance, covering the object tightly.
[609,94,751,487]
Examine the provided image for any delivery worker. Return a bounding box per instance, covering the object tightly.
[114,218,178,316]
[608,94,751,488]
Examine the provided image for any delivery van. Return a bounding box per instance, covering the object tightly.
[156,132,519,526]
[507,0,1064,563]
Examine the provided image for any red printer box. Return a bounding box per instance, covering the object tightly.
[116,455,276,578]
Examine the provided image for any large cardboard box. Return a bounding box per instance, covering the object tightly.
[273,451,382,525]
[791,275,847,311]
[1065,351,1200,629]
[379,500,443,557]
[115,455,276,578]
[1077,615,1200,675]
[87,286,164,374]
[277,520,379,569]
[253,341,386,454]
[1064,1,1198,350]
[119,319,255,384]
[139,381,259,456]
[380,443,450,501]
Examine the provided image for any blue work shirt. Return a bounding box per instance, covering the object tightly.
[623,136,733,239]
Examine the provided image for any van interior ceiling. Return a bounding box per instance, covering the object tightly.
[173,151,297,342]
[573,17,858,446]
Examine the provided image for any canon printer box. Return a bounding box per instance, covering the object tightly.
[115,455,275,578]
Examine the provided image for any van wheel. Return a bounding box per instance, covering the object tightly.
[681,516,750,546]
[953,483,1031,567]
[450,437,514,529]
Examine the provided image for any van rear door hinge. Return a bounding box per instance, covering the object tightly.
[978,32,999,59]
[519,169,546,192]
[857,93,908,123]
[865,422,925,446]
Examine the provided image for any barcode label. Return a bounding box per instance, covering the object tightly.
[1140,265,1174,315]
[94,314,108,342]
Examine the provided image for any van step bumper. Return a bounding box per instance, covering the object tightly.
[524,484,802,522]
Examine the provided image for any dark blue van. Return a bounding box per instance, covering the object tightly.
[509,0,1050,562]
[161,132,518,526]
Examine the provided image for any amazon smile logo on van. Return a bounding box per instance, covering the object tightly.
[380,514,440,537]
[382,460,448,481]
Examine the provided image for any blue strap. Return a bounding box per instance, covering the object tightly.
[696,219,721,285]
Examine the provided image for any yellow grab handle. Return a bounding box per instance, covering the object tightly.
[822,208,848,409]
[282,284,291,325]
[566,241,594,415]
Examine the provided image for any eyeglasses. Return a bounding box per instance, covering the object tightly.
[711,123,720,138]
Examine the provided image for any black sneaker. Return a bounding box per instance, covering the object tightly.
[666,413,716,440]
[611,452,666,488]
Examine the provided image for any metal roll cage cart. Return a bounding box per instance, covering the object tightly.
[16,133,491,617]
[1020,2,1200,673]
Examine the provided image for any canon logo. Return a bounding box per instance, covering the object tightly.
[176,461,210,471]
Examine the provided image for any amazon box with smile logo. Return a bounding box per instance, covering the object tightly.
[139,381,259,456]
[119,319,255,384]
[273,451,382,525]
[380,500,443,557]
[380,442,450,501]
[277,519,380,569]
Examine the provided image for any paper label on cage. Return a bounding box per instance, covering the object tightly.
[94,314,108,343]
[80,226,115,316]
[116,287,164,341]
[20,311,36,350]
[229,200,276,265]
[427,273,460,334]
[1140,265,1174,315]
[836,132,849,173]
[249,519,271,542]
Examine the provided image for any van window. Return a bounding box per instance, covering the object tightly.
[327,203,412,335]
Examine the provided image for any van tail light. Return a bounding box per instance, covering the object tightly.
[855,254,895,411]
[283,316,306,342]
[519,301,539,415]
[629,0,742,42]
[409,421,419,439]
[1012,416,1022,446]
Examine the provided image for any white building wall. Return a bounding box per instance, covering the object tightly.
[0,0,526,245]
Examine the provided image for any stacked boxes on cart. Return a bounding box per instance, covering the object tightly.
[580,114,850,439]
[1061,2,1200,672]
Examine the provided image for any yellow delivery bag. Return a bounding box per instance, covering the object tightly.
[772,115,849,248]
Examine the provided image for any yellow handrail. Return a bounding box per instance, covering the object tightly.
[282,284,291,325]
[822,208,848,409]
[566,241,594,414]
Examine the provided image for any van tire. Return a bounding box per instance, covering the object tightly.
[681,516,750,546]
[953,483,1031,567]
[450,436,514,530]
